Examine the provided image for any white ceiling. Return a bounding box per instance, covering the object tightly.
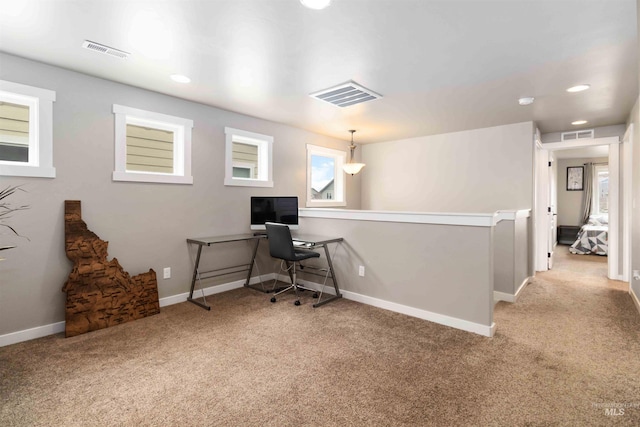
[0,0,637,144]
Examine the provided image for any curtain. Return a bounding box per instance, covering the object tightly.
[580,163,593,224]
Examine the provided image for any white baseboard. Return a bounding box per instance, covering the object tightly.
[630,286,640,316]
[493,291,515,303]
[159,274,275,307]
[2,272,497,346]
[291,276,495,337]
[0,274,275,348]
[0,321,66,348]
[494,276,531,303]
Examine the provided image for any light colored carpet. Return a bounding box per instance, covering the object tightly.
[1,258,639,426]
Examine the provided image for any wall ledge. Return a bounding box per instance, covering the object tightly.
[300,208,500,227]
[496,209,531,221]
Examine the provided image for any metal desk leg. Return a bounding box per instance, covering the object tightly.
[313,244,343,308]
[244,238,266,292]
[187,244,211,310]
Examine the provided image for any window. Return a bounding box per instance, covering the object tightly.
[113,105,193,184]
[0,80,56,178]
[593,164,609,214]
[306,144,346,207]
[224,127,273,187]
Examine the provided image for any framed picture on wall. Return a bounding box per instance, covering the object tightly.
[566,166,584,191]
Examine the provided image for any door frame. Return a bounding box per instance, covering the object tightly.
[533,135,622,279]
[622,124,633,282]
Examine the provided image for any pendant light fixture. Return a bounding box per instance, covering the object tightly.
[343,130,365,175]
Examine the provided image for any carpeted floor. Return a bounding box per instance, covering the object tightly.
[1,252,639,426]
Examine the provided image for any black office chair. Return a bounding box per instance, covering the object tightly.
[265,222,320,306]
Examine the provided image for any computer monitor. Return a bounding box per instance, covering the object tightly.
[250,196,299,230]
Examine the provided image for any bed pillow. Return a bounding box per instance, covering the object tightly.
[588,214,608,226]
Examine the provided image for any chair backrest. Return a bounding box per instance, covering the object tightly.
[265,222,296,261]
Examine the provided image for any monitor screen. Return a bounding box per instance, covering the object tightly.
[250,196,299,230]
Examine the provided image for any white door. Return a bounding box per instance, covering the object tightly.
[547,154,557,269]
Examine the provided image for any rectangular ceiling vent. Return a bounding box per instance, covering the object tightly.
[82,40,130,59]
[561,129,594,141]
[310,81,382,108]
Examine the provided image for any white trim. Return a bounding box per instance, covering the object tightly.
[159,274,274,307]
[112,171,193,184]
[630,287,640,316]
[0,274,274,347]
[542,136,620,151]
[607,143,619,280]
[622,124,633,282]
[224,127,274,187]
[300,208,499,227]
[306,144,347,208]
[112,104,193,185]
[292,276,495,337]
[0,80,56,178]
[535,135,621,277]
[343,290,495,337]
[496,209,531,221]
[0,321,65,347]
[493,276,531,303]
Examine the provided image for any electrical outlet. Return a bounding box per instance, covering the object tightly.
[358,265,365,277]
[633,270,640,281]
[163,267,171,279]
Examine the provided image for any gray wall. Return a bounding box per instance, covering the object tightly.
[360,121,535,213]
[0,53,361,335]
[556,157,609,227]
[494,216,530,297]
[298,216,494,328]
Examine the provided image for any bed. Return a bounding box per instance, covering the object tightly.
[569,214,608,256]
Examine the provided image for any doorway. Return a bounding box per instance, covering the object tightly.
[553,145,610,278]
[534,135,622,280]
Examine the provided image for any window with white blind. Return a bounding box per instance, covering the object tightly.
[112,105,193,184]
[224,127,273,187]
[0,80,56,178]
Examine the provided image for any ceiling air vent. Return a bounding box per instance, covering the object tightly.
[561,129,594,141]
[82,40,130,59]
[310,81,382,108]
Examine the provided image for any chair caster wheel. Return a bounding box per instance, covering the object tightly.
[294,300,301,306]
[312,293,318,299]
[270,297,276,303]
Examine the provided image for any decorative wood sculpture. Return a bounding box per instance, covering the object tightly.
[62,200,160,337]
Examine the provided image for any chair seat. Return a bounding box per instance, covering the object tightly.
[293,248,320,262]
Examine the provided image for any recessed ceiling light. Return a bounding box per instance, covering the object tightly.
[566,84,590,93]
[300,0,331,10]
[571,120,588,125]
[518,97,535,106]
[170,74,191,83]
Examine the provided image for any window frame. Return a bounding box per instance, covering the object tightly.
[224,127,273,187]
[112,104,193,184]
[592,164,609,215]
[306,144,346,208]
[0,80,56,178]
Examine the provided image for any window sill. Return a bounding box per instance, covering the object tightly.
[0,164,56,178]
[112,171,193,185]
[224,178,273,188]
